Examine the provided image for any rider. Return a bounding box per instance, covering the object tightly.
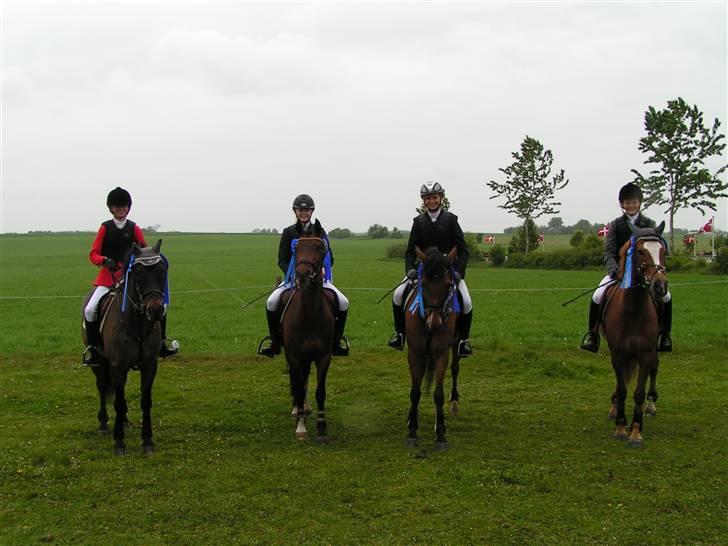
[258,194,350,358]
[580,182,673,353]
[387,182,473,357]
[82,187,179,366]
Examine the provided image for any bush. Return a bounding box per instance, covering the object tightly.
[386,243,407,258]
[569,231,585,248]
[390,227,403,239]
[713,246,728,274]
[464,232,485,262]
[490,244,506,266]
[329,228,352,239]
[508,218,540,254]
[506,247,602,270]
[666,255,697,272]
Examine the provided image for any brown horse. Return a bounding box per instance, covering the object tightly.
[404,246,461,450]
[81,240,167,456]
[281,228,336,442]
[601,222,668,447]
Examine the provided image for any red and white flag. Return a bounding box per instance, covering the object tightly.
[698,218,713,233]
[538,233,544,242]
[597,224,609,238]
[683,234,696,246]
[483,235,495,244]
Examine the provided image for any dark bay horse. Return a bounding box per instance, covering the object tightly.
[404,246,461,450]
[281,228,336,442]
[601,222,668,447]
[81,240,167,456]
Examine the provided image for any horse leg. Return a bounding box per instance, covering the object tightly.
[449,351,460,416]
[93,367,109,433]
[629,356,651,448]
[289,358,309,441]
[112,370,129,456]
[611,355,628,440]
[406,354,424,448]
[140,362,158,456]
[646,356,659,417]
[434,354,449,450]
[314,355,331,443]
[291,377,312,418]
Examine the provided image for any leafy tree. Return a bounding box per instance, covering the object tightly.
[632,97,728,250]
[390,227,403,239]
[329,228,352,239]
[581,233,603,251]
[508,217,540,254]
[367,224,389,239]
[572,219,593,234]
[415,196,450,214]
[546,217,564,234]
[569,230,585,248]
[463,232,484,262]
[487,135,569,253]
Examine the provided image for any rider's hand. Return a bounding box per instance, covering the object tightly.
[406,269,418,280]
[609,267,620,280]
[103,257,116,269]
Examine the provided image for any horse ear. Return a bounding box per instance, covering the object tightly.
[153,239,162,253]
[415,246,426,262]
[655,221,665,236]
[313,219,322,237]
[446,246,457,264]
[131,242,142,256]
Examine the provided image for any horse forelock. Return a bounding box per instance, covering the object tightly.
[423,247,448,279]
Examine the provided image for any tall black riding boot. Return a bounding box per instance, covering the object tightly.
[457,311,473,357]
[258,308,282,358]
[83,320,102,367]
[159,315,179,359]
[580,301,601,353]
[387,303,406,350]
[658,299,673,352]
[332,309,350,356]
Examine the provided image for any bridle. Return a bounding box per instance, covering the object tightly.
[633,237,668,303]
[295,237,326,286]
[121,253,166,319]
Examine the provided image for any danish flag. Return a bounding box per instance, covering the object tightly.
[683,234,696,246]
[597,224,609,238]
[483,235,495,244]
[538,233,544,242]
[698,218,713,233]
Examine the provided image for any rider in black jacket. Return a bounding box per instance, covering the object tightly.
[388,182,473,357]
[580,182,673,353]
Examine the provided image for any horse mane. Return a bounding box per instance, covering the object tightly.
[422,247,448,280]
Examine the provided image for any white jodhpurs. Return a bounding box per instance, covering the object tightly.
[592,274,671,304]
[266,281,349,312]
[393,277,473,314]
[84,286,110,322]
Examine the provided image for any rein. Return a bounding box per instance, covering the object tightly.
[408,263,461,321]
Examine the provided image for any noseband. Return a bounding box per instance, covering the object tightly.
[295,239,325,284]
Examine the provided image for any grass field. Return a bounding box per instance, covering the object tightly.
[1,233,727,544]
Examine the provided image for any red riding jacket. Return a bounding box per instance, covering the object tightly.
[89,219,147,287]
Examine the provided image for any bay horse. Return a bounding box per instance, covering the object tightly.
[404,246,461,450]
[281,226,336,442]
[601,221,668,448]
[81,240,167,456]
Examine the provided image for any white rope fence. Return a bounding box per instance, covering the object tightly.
[1,280,726,301]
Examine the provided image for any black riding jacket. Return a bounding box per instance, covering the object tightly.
[405,210,469,278]
[277,221,334,274]
[604,213,656,275]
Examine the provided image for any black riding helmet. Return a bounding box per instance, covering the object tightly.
[292,194,315,209]
[107,187,132,209]
[618,182,643,202]
[420,181,445,198]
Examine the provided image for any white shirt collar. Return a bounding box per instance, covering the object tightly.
[427,208,442,222]
[627,212,639,225]
[112,218,128,229]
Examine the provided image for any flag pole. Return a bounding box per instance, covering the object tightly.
[712,216,715,258]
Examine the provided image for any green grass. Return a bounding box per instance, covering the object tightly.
[1,233,727,544]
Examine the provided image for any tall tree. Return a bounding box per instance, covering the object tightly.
[632,97,727,250]
[487,135,569,254]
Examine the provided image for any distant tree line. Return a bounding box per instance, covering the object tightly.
[252,228,279,234]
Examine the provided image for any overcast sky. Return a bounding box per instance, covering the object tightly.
[2,1,726,234]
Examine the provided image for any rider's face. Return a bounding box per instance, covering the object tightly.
[110,205,129,220]
[423,194,442,211]
[621,198,641,216]
[295,207,313,223]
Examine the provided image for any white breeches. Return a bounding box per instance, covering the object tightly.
[266,281,349,312]
[84,286,110,322]
[592,274,671,304]
[393,277,473,314]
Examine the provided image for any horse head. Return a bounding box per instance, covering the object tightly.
[414,246,457,333]
[295,222,327,290]
[127,239,167,321]
[624,221,669,301]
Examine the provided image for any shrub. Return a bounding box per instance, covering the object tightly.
[464,232,485,262]
[386,243,407,258]
[713,246,728,274]
[490,244,506,266]
[506,247,602,270]
[569,230,585,248]
[390,227,403,239]
[368,224,389,239]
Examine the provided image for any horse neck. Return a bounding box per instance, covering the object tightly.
[619,284,652,314]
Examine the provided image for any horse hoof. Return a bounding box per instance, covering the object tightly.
[435,441,448,451]
[450,401,459,416]
[645,405,657,417]
[113,447,126,456]
[316,436,329,445]
[406,438,419,448]
[614,428,628,441]
[629,439,643,449]
[143,445,154,457]
[295,432,307,441]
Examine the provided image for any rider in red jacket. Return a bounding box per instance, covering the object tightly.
[82,187,178,365]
